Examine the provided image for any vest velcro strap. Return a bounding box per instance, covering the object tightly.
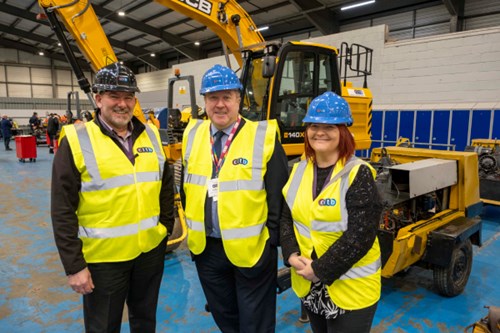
[221,222,265,239]
[186,218,204,232]
[81,171,159,192]
[79,216,159,239]
[294,220,311,239]
[184,173,207,186]
[311,220,348,233]
[219,180,264,192]
[339,258,381,281]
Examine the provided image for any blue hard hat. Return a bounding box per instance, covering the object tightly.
[303,92,353,126]
[199,64,242,95]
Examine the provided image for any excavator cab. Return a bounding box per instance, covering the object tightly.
[239,41,372,157]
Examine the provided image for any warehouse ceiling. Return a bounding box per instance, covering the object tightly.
[0,0,461,71]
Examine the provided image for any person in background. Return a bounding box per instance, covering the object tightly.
[280,91,383,333]
[181,64,289,333]
[1,115,13,151]
[29,112,41,133]
[147,110,160,129]
[47,113,60,154]
[51,62,174,333]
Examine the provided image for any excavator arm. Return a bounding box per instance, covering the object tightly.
[38,0,373,158]
[37,0,148,122]
[37,0,266,121]
[154,0,264,66]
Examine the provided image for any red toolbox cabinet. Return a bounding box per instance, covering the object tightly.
[15,135,37,163]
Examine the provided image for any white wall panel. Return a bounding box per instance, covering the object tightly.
[0,66,5,81]
[32,85,54,99]
[6,66,30,83]
[56,69,72,85]
[56,86,73,99]
[0,83,6,97]
[31,68,52,84]
[8,84,31,98]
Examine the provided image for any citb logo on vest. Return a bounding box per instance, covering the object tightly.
[318,198,336,206]
[137,147,154,153]
[232,158,248,165]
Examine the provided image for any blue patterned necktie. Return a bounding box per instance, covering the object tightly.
[214,131,224,158]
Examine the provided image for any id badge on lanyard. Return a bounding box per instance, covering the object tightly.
[207,178,219,201]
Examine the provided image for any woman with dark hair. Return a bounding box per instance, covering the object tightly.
[280,91,383,333]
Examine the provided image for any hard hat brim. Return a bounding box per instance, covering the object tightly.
[303,115,353,126]
[200,83,242,95]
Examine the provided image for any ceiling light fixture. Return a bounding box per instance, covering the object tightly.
[256,26,269,32]
[194,41,200,46]
[150,53,156,57]
[118,11,125,16]
[341,0,375,11]
[38,51,44,56]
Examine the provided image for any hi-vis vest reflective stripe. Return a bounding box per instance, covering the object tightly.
[283,156,382,310]
[62,122,167,263]
[182,118,277,267]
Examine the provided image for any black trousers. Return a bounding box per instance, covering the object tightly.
[194,237,278,333]
[83,239,166,333]
[48,133,57,149]
[3,136,11,150]
[305,301,378,333]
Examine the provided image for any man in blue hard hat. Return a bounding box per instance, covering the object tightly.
[181,64,288,333]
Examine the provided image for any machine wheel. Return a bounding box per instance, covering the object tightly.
[433,239,473,297]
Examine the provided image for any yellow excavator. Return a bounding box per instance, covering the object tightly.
[38,0,483,298]
[36,0,373,160]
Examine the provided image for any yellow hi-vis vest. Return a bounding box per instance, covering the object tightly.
[283,156,381,310]
[61,122,167,263]
[182,118,277,267]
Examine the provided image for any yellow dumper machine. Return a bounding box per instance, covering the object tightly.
[371,147,482,296]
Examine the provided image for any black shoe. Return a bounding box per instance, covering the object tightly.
[6,148,12,151]
[49,148,54,154]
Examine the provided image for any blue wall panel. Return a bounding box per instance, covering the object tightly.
[383,111,398,143]
[450,110,470,151]
[399,111,414,142]
[415,111,432,148]
[471,110,491,141]
[431,110,450,150]
[371,111,383,148]
[369,108,496,152]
